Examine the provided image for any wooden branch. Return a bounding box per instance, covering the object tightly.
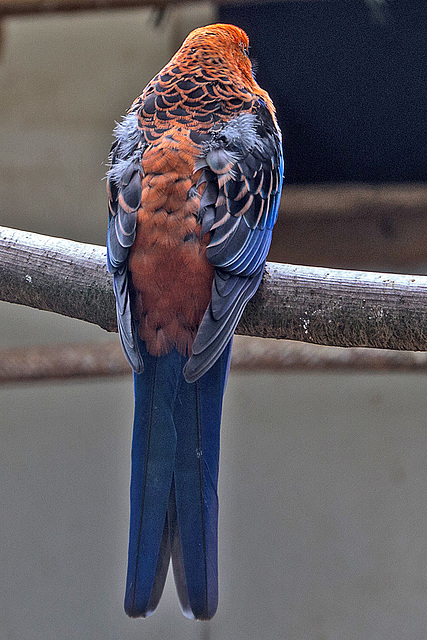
[0,226,116,332]
[0,0,327,16]
[1,225,427,351]
[2,338,427,385]
[270,183,427,268]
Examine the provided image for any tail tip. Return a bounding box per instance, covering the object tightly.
[124,591,157,619]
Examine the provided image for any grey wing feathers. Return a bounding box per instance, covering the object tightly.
[184,109,284,382]
[107,113,145,373]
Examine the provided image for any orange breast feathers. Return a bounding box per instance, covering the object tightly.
[128,129,214,358]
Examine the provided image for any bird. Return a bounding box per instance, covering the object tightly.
[106,23,283,621]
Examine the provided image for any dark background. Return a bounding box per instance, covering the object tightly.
[220,0,427,184]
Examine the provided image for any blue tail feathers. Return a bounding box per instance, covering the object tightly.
[124,338,231,620]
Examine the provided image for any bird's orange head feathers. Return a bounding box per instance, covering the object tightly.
[172,23,276,117]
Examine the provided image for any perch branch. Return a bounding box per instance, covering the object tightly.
[1,225,427,351]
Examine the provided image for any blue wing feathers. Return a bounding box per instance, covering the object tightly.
[184,270,261,382]
[184,104,283,382]
[107,114,145,372]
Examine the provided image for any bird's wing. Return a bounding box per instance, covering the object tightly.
[107,113,145,373]
[184,104,284,382]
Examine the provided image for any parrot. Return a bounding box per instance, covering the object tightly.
[106,23,283,621]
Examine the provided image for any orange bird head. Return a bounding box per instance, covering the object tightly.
[172,23,276,117]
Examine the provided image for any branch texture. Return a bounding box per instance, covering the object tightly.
[0,226,116,332]
[1,225,427,351]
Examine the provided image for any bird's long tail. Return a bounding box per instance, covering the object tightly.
[124,339,231,620]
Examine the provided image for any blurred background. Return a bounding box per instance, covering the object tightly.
[1,1,427,638]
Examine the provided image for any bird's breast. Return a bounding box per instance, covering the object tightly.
[129,132,214,358]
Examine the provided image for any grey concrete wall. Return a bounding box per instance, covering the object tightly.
[1,8,427,640]
[3,366,427,640]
